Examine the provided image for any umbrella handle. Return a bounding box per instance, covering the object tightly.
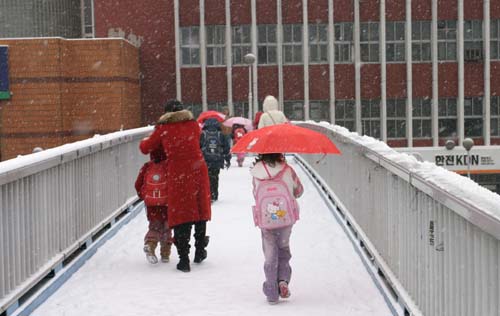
[315,153,327,164]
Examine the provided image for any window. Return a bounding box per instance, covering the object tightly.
[464,20,483,62]
[310,101,330,121]
[284,100,304,120]
[386,21,405,62]
[491,20,500,60]
[387,99,406,138]
[335,99,356,131]
[412,98,432,138]
[82,0,94,37]
[334,22,353,63]
[233,102,250,117]
[207,101,227,112]
[232,25,251,65]
[464,97,483,137]
[438,20,457,61]
[258,25,277,64]
[206,25,225,66]
[184,103,203,118]
[181,27,200,65]
[491,96,500,136]
[412,21,431,62]
[309,24,328,63]
[283,24,303,64]
[361,99,381,138]
[438,98,457,137]
[360,22,379,62]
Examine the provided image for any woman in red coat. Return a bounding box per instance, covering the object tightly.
[140,100,211,272]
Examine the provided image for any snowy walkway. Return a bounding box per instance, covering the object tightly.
[34,158,393,316]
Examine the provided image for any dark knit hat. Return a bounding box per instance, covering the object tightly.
[164,99,183,113]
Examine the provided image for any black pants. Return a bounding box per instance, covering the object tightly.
[208,168,220,200]
[173,221,207,259]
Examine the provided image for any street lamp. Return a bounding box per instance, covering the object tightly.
[243,53,256,120]
[463,138,474,179]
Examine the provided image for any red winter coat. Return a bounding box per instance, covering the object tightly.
[140,110,211,228]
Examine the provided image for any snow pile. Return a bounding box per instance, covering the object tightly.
[307,121,500,218]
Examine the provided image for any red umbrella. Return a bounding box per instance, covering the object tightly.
[197,111,226,124]
[231,123,341,154]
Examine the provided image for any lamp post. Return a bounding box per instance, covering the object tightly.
[463,138,474,179]
[243,53,256,120]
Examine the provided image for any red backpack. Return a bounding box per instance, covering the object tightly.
[233,127,246,143]
[141,161,168,206]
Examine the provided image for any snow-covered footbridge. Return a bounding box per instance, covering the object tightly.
[1,123,500,316]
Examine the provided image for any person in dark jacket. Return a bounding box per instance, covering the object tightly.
[200,118,231,201]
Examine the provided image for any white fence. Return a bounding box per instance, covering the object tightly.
[0,127,151,314]
[297,122,500,316]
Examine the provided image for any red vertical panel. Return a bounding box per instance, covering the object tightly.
[232,67,250,101]
[206,68,228,102]
[205,0,226,25]
[438,63,458,97]
[257,67,279,100]
[257,0,277,24]
[360,0,380,21]
[309,65,330,100]
[492,2,500,19]
[412,64,433,97]
[334,0,354,22]
[94,0,176,124]
[386,64,407,98]
[438,0,457,20]
[282,0,303,24]
[181,68,202,103]
[387,139,408,147]
[412,0,432,20]
[231,0,251,25]
[361,64,381,98]
[386,0,405,21]
[308,0,329,23]
[464,64,484,96]
[464,0,483,20]
[283,66,304,100]
[180,0,200,26]
[491,63,500,95]
[413,139,433,147]
[334,64,355,99]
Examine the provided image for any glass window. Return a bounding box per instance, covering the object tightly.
[386,21,405,62]
[412,21,431,62]
[412,98,432,138]
[309,24,328,63]
[232,102,250,118]
[206,25,225,66]
[183,103,203,118]
[258,25,277,64]
[491,96,500,136]
[232,25,251,65]
[464,97,483,137]
[361,99,381,138]
[310,100,330,121]
[464,20,483,62]
[491,20,500,60]
[180,27,200,65]
[284,100,304,120]
[438,98,457,137]
[387,99,406,138]
[334,22,353,63]
[335,99,356,131]
[361,22,379,62]
[283,24,303,64]
[438,20,457,61]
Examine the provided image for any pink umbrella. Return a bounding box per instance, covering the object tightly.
[223,116,254,131]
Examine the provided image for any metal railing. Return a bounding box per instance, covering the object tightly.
[297,122,500,316]
[0,127,151,314]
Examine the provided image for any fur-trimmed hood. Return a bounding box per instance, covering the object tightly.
[158,110,194,124]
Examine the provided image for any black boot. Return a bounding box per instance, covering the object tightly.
[194,221,209,263]
[174,223,192,272]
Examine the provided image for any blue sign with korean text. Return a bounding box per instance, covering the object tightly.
[0,46,10,100]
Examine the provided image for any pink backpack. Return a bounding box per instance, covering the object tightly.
[252,163,299,229]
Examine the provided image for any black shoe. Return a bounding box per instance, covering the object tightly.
[193,249,207,263]
[176,258,190,272]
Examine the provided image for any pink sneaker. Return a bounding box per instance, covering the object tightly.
[278,281,290,299]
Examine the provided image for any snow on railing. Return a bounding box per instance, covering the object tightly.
[296,121,500,316]
[0,126,152,314]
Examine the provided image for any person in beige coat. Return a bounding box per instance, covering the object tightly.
[258,95,288,129]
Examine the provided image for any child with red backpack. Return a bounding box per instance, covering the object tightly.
[250,153,304,304]
[135,146,173,264]
[232,124,247,167]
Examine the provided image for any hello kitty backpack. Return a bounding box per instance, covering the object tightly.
[252,163,299,230]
